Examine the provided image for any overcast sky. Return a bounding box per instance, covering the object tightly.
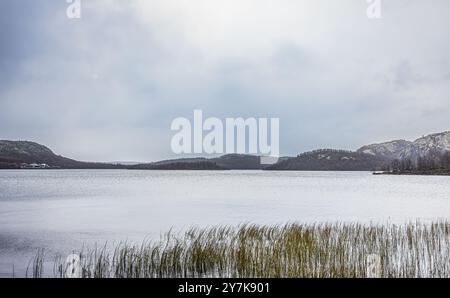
[1,0,450,162]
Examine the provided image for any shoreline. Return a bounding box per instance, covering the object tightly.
[374,171,450,176]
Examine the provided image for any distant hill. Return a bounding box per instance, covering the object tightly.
[212,154,265,170]
[0,140,271,170]
[130,154,272,170]
[266,149,388,171]
[2,131,449,171]
[131,160,226,170]
[357,140,412,160]
[271,131,450,172]
[0,140,123,169]
[357,132,450,162]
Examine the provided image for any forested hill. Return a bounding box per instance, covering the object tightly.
[0,140,124,169]
[266,149,388,171]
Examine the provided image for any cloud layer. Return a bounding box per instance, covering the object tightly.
[1,0,450,161]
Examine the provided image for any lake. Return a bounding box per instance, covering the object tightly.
[0,170,449,277]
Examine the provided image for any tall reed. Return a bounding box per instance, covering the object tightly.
[30,222,450,278]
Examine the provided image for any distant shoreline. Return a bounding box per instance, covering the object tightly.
[374,171,450,176]
[2,167,450,176]
[3,131,450,172]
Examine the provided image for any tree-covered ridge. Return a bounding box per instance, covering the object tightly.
[267,149,388,171]
[383,151,450,175]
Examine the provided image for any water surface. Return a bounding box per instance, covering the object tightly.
[1,170,449,276]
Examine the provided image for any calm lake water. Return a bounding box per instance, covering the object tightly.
[1,170,449,277]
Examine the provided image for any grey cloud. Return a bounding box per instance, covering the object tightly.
[1,0,450,161]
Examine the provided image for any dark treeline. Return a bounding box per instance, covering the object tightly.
[384,151,450,175]
[297,149,354,158]
[131,161,226,170]
[268,149,387,171]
